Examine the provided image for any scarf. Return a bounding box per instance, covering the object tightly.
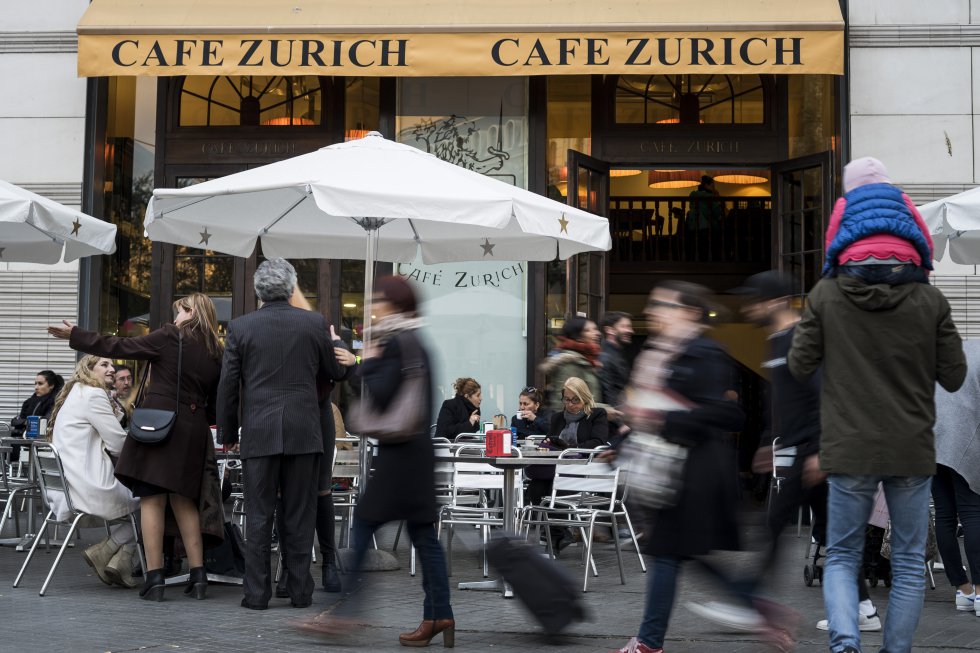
[559,409,586,446]
[624,325,704,434]
[556,337,601,366]
[366,314,425,345]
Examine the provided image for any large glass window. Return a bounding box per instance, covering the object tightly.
[546,76,592,336]
[99,77,155,337]
[395,77,528,416]
[179,76,324,126]
[615,75,765,125]
[345,77,380,140]
[787,75,835,159]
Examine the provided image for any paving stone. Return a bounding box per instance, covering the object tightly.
[1,510,977,652]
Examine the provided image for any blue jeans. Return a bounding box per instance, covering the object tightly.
[823,475,931,653]
[638,556,681,648]
[932,464,980,587]
[637,556,754,648]
[345,519,453,621]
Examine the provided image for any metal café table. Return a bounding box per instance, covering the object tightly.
[440,448,588,598]
[0,437,44,551]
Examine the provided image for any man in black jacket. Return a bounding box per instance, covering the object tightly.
[217,258,346,610]
[598,311,633,408]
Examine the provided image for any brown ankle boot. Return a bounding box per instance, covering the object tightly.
[398,619,455,648]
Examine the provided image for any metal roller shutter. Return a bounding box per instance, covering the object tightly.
[0,271,79,422]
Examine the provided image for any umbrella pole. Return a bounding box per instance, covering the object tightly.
[359,223,377,493]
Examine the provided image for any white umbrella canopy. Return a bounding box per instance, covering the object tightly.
[919,185,980,263]
[0,179,117,263]
[145,132,610,264]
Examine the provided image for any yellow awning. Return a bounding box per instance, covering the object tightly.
[77,0,844,77]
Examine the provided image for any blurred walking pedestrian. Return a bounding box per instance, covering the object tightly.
[933,339,980,617]
[693,271,880,633]
[540,315,602,413]
[611,281,760,653]
[49,292,224,601]
[217,259,346,610]
[789,156,967,653]
[599,311,633,407]
[298,275,455,647]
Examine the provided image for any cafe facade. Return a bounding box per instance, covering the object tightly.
[70,0,847,414]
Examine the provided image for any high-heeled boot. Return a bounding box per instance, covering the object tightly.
[398,619,456,648]
[184,566,207,599]
[139,568,165,601]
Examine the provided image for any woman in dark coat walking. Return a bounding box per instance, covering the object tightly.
[612,281,754,653]
[303,276,454,647]
[49,292,223,602]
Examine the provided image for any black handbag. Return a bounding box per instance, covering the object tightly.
[128,332,182,445]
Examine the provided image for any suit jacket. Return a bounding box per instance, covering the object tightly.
[217,300,345,459]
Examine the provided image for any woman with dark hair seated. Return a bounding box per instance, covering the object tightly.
[435,377,482,439]
[510,387,549,440]
[9,369,64,461]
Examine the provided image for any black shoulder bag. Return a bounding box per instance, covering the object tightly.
[128,331,182,445]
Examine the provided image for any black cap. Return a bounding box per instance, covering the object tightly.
[730,271,795,301]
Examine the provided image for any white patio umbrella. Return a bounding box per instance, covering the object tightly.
[919,185,980,263]
[0,179,117,263]
[146,131,611,340]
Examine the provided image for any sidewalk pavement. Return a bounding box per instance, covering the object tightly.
[0,513,976,653]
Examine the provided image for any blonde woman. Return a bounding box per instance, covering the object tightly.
[47,355,140,587]
[49,292,223,602]
[543,376,610,451]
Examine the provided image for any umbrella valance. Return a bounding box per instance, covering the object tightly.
[0,180,117,263]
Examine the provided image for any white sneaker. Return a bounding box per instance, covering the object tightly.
[955,590,976,612]
[815,612,882,632]
[685,601,766,632]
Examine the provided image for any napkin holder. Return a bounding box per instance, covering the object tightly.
[485,429,512,456]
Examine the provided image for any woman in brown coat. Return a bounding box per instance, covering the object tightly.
[49,293,223,601]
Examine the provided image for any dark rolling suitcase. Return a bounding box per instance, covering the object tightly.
[486,536,587,636]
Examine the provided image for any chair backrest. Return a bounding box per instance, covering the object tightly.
[31,441,76,516]
[333,438,361,480]
[451,445,522,499]
[454,433,484,444]
[551,460,621,510]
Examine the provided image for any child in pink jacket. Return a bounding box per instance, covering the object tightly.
[823,157,933,282]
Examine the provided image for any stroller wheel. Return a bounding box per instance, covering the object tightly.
[815,565,823,583]
[803,565,814,587]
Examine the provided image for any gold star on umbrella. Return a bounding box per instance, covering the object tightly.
[480,237,496,257]
[71,218,82,236]
[199,227,212,246]
[558,213,569,234]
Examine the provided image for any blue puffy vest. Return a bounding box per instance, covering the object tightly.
[822,183,932,275]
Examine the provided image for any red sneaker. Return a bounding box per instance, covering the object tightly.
[613,637,663,653]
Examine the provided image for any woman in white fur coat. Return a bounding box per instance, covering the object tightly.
[47,355,140,588]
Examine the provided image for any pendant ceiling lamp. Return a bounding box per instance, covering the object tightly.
[714,169,769,184]
[648,170,700,189]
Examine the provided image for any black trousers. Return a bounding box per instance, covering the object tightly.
[243,453,319,606]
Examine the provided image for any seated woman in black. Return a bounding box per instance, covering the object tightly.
[528,376,610,553]
[435,377,482,439]
[510,387,549,440]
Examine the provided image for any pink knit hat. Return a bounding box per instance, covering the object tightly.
[843,156,892,193]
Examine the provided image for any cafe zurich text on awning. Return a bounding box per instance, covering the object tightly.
[77,0,844,77]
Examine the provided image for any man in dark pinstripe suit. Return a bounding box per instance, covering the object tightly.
[217,258,346,610]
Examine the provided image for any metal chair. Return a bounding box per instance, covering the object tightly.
[520,450,645,592]
[438,445,523,577]
[13,441,145,596]
[332,436,363,549]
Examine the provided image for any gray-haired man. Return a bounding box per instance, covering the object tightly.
[217,258,346,610]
